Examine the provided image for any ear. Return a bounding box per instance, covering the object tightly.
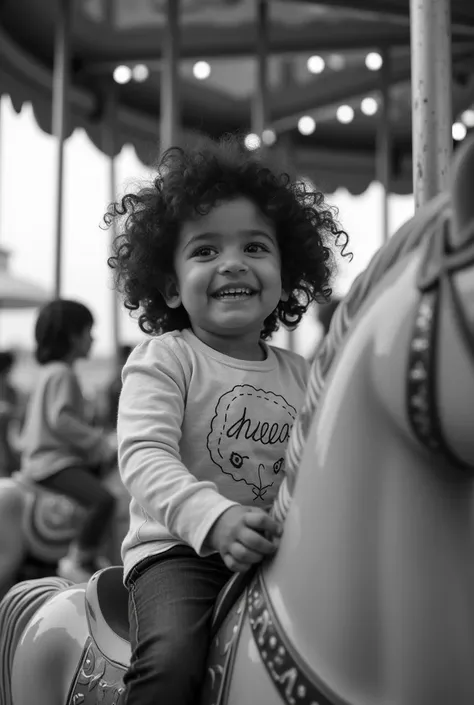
[280,289,289,302]
[163,275,182,309]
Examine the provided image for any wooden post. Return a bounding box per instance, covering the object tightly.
[52,0,72,297]
[160,0,180,153]
[410,0,452,208]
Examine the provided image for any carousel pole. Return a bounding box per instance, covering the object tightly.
[102,84,121,363]
[377,47,392,243]
[0,95,3,243]
[252,0,269,142]
[52,0,72,297]
[410,0,452,209]
[160,0,180,153]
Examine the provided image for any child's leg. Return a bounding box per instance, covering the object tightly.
[38,467,116,564]
[124,547,232,705]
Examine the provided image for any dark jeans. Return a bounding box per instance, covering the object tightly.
[123,546,232,705]
[37,466,116,552]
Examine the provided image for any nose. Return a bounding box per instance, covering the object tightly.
[217,255,249,274]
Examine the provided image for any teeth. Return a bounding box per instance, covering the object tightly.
[215,288,253,297]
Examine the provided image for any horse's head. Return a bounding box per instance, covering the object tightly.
[368,136,474,475]
[282,136,474,498]
[268,137,474,705]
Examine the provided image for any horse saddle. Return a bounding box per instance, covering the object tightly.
[84,565,250,668]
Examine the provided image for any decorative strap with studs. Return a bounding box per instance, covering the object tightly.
[248,571,343,705]
[407,287,472,471]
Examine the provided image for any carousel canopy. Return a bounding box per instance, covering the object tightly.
[1,0,474,194]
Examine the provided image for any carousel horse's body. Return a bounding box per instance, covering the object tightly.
[0,470,128,600]
[1,136,474,705]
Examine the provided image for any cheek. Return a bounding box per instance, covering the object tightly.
[181,266,210,295]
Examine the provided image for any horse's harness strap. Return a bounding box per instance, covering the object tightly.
[248,571,344,705]
[407,221,474,470]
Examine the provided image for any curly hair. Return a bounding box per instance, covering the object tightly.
[104,134,350,339]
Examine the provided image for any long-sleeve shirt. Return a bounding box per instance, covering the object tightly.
[118,329,308,580]
[20,361,111,480]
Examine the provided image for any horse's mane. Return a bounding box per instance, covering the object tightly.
[285,191,450,492]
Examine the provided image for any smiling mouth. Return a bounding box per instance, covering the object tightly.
[211,287,258,299]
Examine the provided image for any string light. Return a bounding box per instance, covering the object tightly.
[262,129,277,146]
[298,116,316,135]
[244,133,261,150]
[113,65,132,84]
[360,97,378,116]
[336,105,354,124]
[460,109,474,128]
[307,55,325,74]
[132,64,149,82]
[193,61,211,80]
[452,122,467,141]
[365,52,383,71]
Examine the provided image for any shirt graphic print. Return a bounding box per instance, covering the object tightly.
[206,384,297,502]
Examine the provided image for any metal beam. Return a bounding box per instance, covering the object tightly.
[80,34,411,73]
[293,0,474,37]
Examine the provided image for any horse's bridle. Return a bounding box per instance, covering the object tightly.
[407,217,474,470]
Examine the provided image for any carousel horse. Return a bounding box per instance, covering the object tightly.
[1,134,474,705]
[0,468,128,600]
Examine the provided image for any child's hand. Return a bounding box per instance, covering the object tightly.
[207,506,283,573]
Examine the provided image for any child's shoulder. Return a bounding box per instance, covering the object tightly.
[266,343,309,378]
[40,360,73,381]
[126,331,195,374]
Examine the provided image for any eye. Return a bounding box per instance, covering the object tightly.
[273,457,284,474]
[230,452,249,468]
[245,242,270,254]
[192,246,216,258]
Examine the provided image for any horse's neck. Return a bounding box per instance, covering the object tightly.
[264,318,474,705]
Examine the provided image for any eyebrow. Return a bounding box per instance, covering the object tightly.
[182,229,276,251]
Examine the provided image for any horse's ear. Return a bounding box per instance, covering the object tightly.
[450,135,474,249]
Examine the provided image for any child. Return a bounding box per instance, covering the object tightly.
[20,299,117,582]
[105,135,349,704]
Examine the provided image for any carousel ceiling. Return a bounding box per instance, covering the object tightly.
[1,0,474,194]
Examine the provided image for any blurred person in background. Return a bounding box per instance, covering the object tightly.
[0,350,22,477]
[20,299,118,581]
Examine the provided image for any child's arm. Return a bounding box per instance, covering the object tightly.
[118,340,238,556]
[45,368,114,464]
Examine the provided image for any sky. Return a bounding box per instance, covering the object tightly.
[0,95,415,358]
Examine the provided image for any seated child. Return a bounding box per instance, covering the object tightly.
[104,135,349,704]
[21,299,117,581]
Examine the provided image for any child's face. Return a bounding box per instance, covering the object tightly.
[167,197,286,341]
[71,325,93,360]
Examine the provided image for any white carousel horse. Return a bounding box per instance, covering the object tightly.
[0,468,128,600]
[0,134,473,705]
